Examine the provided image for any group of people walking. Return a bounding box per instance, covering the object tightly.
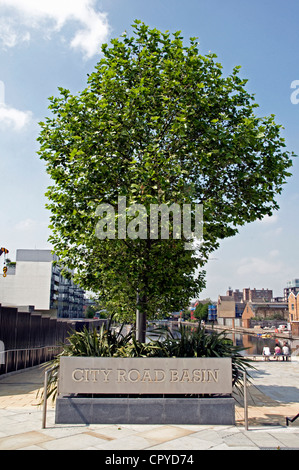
[262,342,290,361]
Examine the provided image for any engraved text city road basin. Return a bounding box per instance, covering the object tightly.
[58,357,232,395]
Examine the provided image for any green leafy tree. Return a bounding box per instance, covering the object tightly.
[193,302,209,322]
[38,21,294,342]
[85,304,109,319]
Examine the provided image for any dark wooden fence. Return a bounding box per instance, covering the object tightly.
[0,305,105,375]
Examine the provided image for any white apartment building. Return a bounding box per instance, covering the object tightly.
[0,249,84,318]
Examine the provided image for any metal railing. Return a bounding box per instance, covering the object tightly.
[243,371,248,430]
[42,365,58,429]
[286,413,299,426]
[0,345,62,376]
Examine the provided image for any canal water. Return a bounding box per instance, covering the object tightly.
[147,322,298,356]
[223,331,296,356]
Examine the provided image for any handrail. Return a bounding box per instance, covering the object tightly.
[42,365,58,429]
[2,345,59,354]
[237,370,248,430]
[0,345,62,375]
[243,371,248,431]
[286,413,299,426]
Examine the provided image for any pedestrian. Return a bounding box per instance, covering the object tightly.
[274,344,282,360]
[263,345,271,360]
[282,342,290,361]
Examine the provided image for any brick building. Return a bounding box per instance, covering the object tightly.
[242,302,288,328]
[288,292,299,336]
[226,287,273,303]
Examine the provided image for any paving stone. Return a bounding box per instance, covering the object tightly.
[0,431,54,450]
[0,362,299,449]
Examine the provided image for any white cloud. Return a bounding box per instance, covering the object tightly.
[269,249,279,258]
[0,104,32,130]
[262,225,283,239]
[258,213,278,224]
[0,0,110,58]
[0,81,4,105]
[0,81,33,130]
[0,17,30,48]
[237,256,282,276]
[14,219,49,232]
[14,218,37,231]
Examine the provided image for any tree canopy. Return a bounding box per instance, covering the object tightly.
[38,21,294,339]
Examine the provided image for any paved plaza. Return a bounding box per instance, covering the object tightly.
[0,360,299,450]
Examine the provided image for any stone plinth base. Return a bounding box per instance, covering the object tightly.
[55,396,235,425]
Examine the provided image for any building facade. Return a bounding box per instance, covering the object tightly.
[242,288,273,303]
[217,295,245,328]
[288,292,299,336]
[217,286,273,328]
[284,279,299,302]
[0,249,85,318]
[226,287,273,303]
[242,302,288,328]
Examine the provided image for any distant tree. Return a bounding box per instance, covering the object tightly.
[193,302,210,322]
[38,21,294,342]
[179,309,191,321]
[85,305,97,319]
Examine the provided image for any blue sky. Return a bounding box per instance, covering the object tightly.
[0,0,298,301]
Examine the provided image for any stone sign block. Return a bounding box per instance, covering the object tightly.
[58,356,232,396]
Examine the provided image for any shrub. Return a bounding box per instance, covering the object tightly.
[41,320,252,401]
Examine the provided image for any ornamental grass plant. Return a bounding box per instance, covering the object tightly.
[41,319,252,402]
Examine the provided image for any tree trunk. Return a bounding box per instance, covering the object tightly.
[136,310,147,343]
[136,291,147,343]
